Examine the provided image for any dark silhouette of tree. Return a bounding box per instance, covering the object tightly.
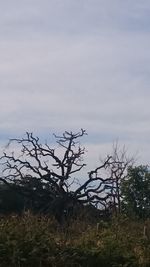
[0,130,131,221]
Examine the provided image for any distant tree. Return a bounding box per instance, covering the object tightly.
[105,142,134,215]
[0,130,131,221]
[121,165,150,219]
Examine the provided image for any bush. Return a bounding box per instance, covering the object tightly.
[0,213,149,266]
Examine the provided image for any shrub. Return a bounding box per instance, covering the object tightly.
[0,213,149,266]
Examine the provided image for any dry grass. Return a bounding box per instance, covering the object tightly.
[0,212,149,267]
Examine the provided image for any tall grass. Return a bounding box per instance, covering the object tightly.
[0,212,149,267]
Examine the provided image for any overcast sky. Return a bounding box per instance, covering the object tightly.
[0,0,150,169]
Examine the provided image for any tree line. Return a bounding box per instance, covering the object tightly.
[0,129,149,222]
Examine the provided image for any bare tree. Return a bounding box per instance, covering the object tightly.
[0,130,132,220]
[104,142,134,215]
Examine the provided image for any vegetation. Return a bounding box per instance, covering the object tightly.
[0,129,149,266]
[0,213,149,267]
[0,130,133,220]
[121,165,150,219]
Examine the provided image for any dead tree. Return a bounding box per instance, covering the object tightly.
[0,130,128,221]
[104,142,134,215]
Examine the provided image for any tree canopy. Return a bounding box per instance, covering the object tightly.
[121,165,150,219]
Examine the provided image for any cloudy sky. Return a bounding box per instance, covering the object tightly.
[0,0,150,169]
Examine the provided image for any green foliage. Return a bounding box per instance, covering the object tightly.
[0,213,149,267]
[121,165,150,219]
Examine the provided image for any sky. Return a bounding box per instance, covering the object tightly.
[0,0,150,171]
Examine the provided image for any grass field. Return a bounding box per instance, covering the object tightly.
[0,213,149,267]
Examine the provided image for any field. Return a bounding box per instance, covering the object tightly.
[0,213,149,267]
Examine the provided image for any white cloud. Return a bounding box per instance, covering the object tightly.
[0,0,150,167]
